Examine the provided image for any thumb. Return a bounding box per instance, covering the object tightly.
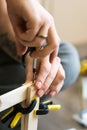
[16,42,28,55]
[25,54,34,82]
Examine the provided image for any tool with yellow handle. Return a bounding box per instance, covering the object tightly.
[34,100,61,116]
[80,59,87,75]
[1,97,37,128]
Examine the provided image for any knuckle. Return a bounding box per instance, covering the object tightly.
[42,83,48,92]
[50,73,55,80]
[60,69,65,80]
[52,39,60,50]
[58,64,65,81]
[34,15,41,24]
[53,42,58,48]
[60,73,65,80]
[63,70,65,79]
[46,15,54,26]
[38,40,45,47]
[55,37,61,47]
[53,80,59,86]
[54,87,59,93]
[58,37,61,44]
[43,87,47,92]
[35,21,42,28]
[56,57,61,64]
[34,16,43,28]
[43,66,50,74]
[50,15,54,24]
[42,64,50,74]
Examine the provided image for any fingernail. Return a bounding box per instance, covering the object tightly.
[50,91,56,97]
[45,89,50,94]
[38,89,44,97]
[36,81,42,89]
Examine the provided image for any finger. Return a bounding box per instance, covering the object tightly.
[30,24,60,59]
[30,24,49,46]
[36,57,60,97]
[15,42,28,55]
[18,36,46,47]
[37,24,48,38]
[9,12,41,44]
[35,56,51,89]
[49,81,64,97]
[46,64,65,96]
[14,23,40,45]
[16,24,49,48]
[24,54,34,82]
[18,27,39,43]
[12,9,40,42]
[30,44,58,58]
[47,23,60,59]
[19,2,41,42]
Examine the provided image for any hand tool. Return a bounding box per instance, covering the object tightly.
[1,97,37,128]
[34,100,61,116]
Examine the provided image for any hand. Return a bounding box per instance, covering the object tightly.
[25,54,65,97]
[45,64,65,97]
[6,0,60,61]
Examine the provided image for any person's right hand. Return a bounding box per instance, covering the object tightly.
[25,53,65,98]
[6,0,60,61]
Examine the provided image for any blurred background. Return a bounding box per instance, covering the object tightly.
[38,1,87,130]
[39,0,87,45]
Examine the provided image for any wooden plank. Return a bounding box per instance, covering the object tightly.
[0,81,39,130]
[0,82,34,112]
[21,84,39,130]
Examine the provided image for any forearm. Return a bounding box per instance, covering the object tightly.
[0,0,21,61]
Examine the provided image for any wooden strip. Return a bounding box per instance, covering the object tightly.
[0,82,34,112]
[21,84,39,130]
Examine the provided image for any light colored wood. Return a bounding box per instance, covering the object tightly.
[0,82,34,112]
[0,81,39,130]
[21,84,39,130]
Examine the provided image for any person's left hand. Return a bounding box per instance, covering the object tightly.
[25,53,65,97]
[6,0,60,62]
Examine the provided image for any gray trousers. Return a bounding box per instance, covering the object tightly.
[0,42,80,130]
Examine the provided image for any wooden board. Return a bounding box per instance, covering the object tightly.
[0,82,34,112]
[21,84,39,130]
[0,82,39,130]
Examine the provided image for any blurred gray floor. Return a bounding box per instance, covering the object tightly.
[38,81,84,130]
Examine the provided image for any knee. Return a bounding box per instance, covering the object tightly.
[59,42,80,89]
